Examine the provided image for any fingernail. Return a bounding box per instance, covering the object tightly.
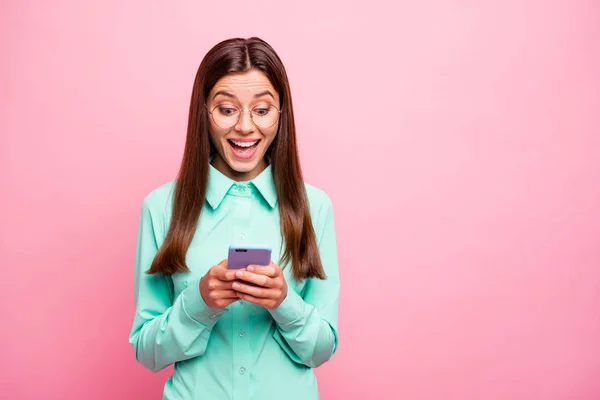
[247,265,255,272]
[232,282,240,289]
[236,270,243,278]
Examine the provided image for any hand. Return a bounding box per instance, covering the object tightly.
[199,259,239,309]
[231,261,288,309]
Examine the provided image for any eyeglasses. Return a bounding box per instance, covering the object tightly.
[205,103,281,129]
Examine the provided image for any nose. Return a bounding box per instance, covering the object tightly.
[234,110,255,134]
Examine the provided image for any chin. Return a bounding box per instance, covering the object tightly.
[227,160,257,173]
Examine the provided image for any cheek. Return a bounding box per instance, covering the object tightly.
[263,129,278,146]
[208,125,226,146]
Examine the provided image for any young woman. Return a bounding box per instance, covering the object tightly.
[128,37,340,400]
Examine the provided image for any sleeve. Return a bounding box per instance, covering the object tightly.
[128,196,228,372]
[268,194,340,368]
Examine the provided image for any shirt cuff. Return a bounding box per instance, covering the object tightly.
[268,288,305,329]
[181,276,227,327]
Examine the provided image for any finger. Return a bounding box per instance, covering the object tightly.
[234,269,272,287]
[246,261,280,277]
[212,261,237,281]
[235,292,278,309]
[217,259,228,268]
[206,279,237,290]
[210,289,239,299]
[232,281,275,298]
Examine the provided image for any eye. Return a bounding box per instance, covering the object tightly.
[253,107,271,116]
[218,106,238,116]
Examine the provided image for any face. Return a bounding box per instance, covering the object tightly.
[206,69,281,181]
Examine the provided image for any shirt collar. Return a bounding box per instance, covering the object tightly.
[206,163,278,210]
[250,164,278,208]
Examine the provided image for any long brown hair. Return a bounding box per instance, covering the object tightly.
[147,37,326,281]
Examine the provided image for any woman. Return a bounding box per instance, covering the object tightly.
[128,37,340,400]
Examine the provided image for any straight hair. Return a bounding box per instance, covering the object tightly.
[147,37,326,281]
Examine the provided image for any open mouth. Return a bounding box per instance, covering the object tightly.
[227,139,261,160]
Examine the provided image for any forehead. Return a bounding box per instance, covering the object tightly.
[210,70,278,100]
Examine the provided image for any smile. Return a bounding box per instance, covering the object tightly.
[227,139,261,160]
[229,139,260,148]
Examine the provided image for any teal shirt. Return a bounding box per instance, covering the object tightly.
[129,164,340,400]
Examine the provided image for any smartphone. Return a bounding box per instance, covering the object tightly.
[227,244,272,270]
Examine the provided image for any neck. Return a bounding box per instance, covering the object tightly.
[211,155,267,182]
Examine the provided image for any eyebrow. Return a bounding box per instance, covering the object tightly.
[212,90,275,101]
[213,90,236,100]
[253,90,275,100]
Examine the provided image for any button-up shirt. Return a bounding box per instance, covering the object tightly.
[129,163,340,400]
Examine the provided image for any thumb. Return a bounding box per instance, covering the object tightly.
[213,259,235,281]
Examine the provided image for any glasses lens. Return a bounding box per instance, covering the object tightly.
[211,105,240,129]
[210,105,280,129]
[252,105,280,128]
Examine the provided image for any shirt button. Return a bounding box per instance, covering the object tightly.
[239,367,246,375]
[183,280,188,287]
[239,330,246,337]
[209,314,217,319]
[239,233,246,240]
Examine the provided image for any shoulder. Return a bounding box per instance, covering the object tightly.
[304,183,336,242]
[304,182,334,215]
[141,180,177,217]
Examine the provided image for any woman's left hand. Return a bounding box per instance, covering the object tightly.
[232,261,288,309]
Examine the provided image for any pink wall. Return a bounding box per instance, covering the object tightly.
[2,1,599,399]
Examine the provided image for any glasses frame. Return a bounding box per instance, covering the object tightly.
[204,103,282,129]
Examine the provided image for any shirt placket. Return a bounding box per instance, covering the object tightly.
[231,183,252,400]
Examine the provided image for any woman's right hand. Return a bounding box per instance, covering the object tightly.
[199,259,239,309]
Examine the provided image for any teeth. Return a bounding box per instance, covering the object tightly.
[231,140,258,148]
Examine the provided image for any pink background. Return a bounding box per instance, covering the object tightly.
[2,1,599,399]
